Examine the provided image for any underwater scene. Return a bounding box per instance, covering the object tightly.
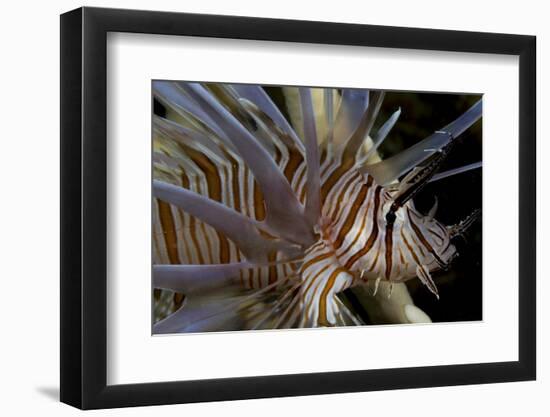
[152,82,482,334]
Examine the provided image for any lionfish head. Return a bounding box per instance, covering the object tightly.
[401,202,458,273]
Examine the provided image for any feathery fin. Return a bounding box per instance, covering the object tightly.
[342,91,385,159]
[153,180,291,261]
[331,89,369,149]
[299,88,322,226]
[153,81,234,149]
[179,83,315,246]
[231,84,305,153]
[153,262,253,293]
[363,99,482,185]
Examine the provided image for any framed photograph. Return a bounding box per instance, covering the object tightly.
[60,6,536,409]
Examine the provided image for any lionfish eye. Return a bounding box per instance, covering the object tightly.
[385,211,396,224]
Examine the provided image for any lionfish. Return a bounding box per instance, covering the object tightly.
[152,82,481,333]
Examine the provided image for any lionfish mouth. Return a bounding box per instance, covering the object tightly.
[152,82,482,333]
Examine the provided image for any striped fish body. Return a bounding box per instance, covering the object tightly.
[320,170,456,282]
[296,169,457,326]
[154,142,455,327]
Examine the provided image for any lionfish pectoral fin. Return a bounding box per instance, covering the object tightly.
[323,88,335,146]
[416,264,439,299]
[153,262,254,294]
[153,296,243,334]
[334,296,365,326]
[330,89,369,150]
[339,91,385,160]
[299,88,322,226]
[179,83,315,247]
[154,279,289,334]
[153,81,238,152]
[153,115,227,161]
[362,99,482,186]
[153,180,289,262]
[231,84,305,152]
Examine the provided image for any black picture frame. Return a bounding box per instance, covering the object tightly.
[60,6,536,410]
